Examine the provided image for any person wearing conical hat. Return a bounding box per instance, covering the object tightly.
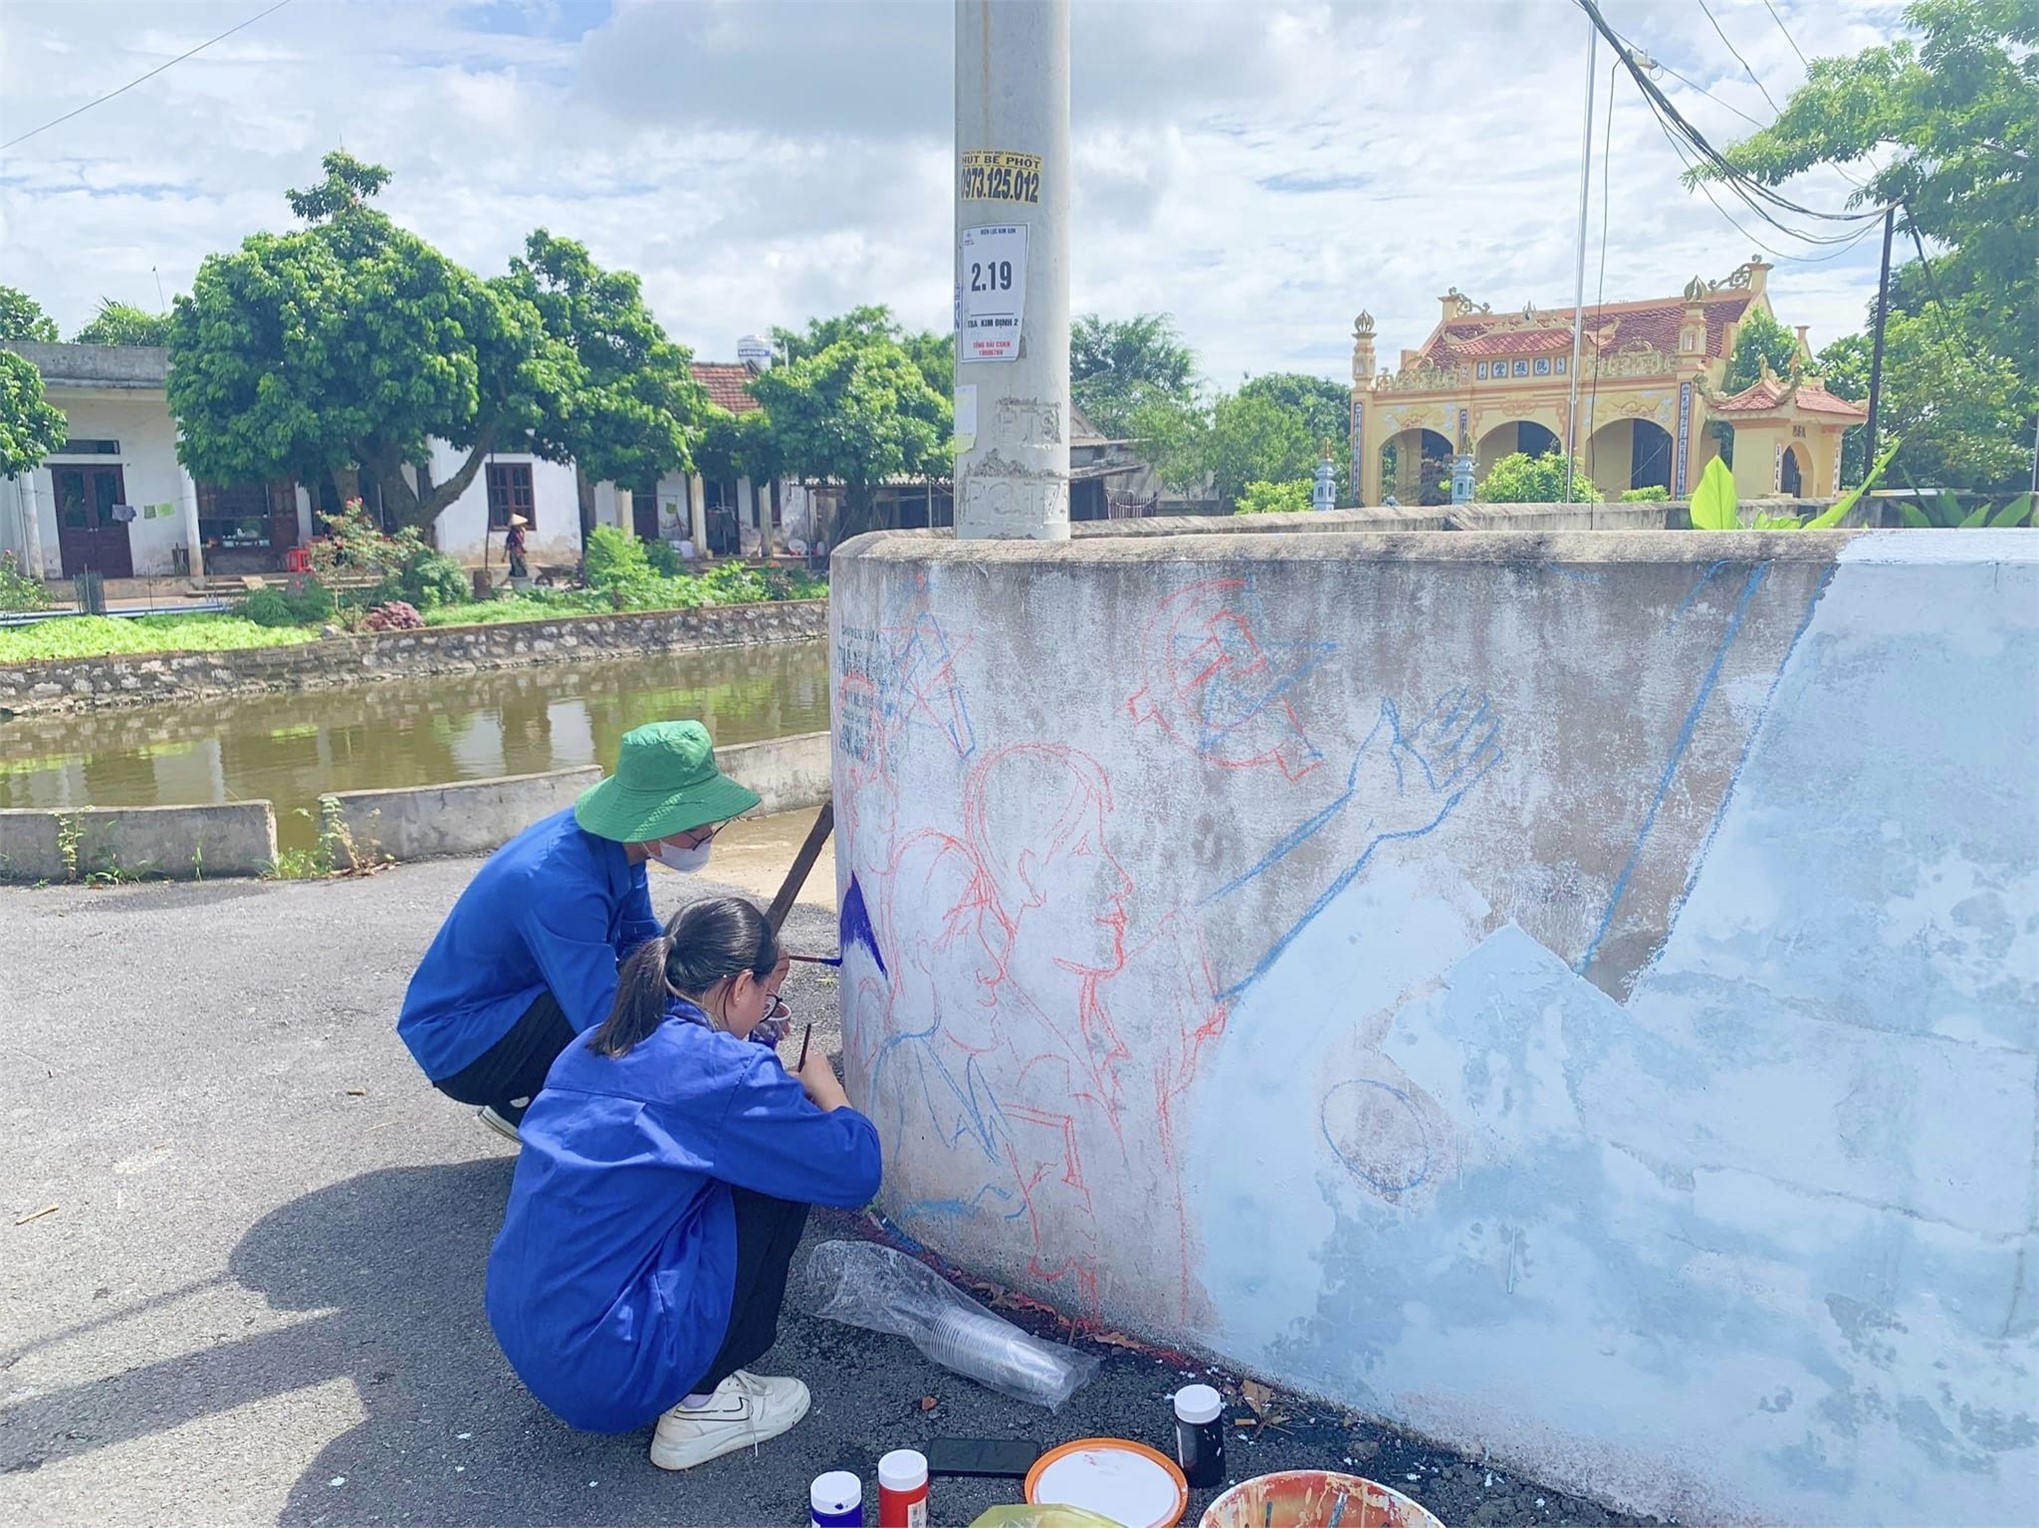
[398,720,761,1140]
[504,513,530,580]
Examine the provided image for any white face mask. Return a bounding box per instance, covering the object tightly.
[653,840,712,874]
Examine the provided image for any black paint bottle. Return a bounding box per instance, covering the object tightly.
[1173,1384,1225,1489]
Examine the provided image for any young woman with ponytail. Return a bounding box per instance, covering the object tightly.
[485,895,881,1471]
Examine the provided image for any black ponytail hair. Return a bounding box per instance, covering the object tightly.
[590,895,781,1058]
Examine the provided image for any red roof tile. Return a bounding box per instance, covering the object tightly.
[1712,376,1868,419]
[1424,292,1754,368]
[691,362,760,414]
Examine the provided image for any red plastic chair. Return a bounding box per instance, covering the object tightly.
[283,546,312,573]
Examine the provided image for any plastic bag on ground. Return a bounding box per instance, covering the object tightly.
[971,1507,1124,1527]
[800,1239,1102,1410]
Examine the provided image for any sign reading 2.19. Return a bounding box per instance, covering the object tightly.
[968,260,1015,294]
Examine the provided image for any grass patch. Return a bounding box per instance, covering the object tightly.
[0,615,321,665]
[423,594,613,626]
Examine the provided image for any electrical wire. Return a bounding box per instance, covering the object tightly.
[1574,0,1886,246]
[1694,0,1786,117]
[1584,61,1619,469]
[1,0,296,153]
[1653,58,1768,130]
[1759,0,1813,70]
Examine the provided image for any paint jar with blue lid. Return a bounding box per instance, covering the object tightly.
[810,1469,863,1527]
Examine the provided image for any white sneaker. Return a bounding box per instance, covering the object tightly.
[477,1105,522,1144]
[647,1370,811,1471]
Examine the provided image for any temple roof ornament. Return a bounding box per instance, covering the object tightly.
[1354,310,1375,336]
[1443,286,1491,317]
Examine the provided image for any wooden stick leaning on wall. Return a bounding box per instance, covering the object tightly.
[764,797,834,935]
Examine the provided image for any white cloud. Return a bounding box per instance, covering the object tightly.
[0,0,1903,383]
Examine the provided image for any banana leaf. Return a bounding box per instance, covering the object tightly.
[1690,457,1738,530]
[1804,437,1903,529]
[1990,493,2034,529]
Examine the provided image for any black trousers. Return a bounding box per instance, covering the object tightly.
[433,990,576,1122]
[689,1187,811,1396]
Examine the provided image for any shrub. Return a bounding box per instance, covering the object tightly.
[643,538,684,577]
[584,525,653,589]
[1235,479,1314,515]
[283,576,335,623]
[0,550,49,612]
[1476,451,1601,504]
[239,588,297,627]
[1620,485,1671,502]
[311,500,468,610]
[363,600,425,631]
[385,549,468,610]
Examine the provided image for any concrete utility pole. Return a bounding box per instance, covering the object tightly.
[954,0,1070,541]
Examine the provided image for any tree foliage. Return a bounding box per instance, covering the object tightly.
[0,349,67,477]
[168,151,703,531]
[0,286,58,344]
[771,306,951,398]
[1071,313,1198,439]
[1697,0,2035,488]
[1819,317,2027,489]
[1204,390,1320,503]
[73,299,171,347]
[1238,373,1351,459]
[1477,451,1601,503]
[748,334,948,543]
[503,228,707,489]
[1235,479,1314,515]
[1723,309,1803,392]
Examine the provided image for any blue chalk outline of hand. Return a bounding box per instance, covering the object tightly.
[1206,686,1503,1000]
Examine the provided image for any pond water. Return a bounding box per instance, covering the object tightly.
[0,642,831,853]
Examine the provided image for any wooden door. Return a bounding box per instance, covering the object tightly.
[51,464,133,577]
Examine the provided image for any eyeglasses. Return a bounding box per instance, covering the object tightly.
[760,993,790,1023]
[676,821,727,850]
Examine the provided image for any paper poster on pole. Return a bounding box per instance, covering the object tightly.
[953,383,978,453]
[960,224,1028,363]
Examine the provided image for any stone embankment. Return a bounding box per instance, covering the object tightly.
[0,598,827,717]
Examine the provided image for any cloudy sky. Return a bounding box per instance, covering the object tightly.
[1,0,1902,387]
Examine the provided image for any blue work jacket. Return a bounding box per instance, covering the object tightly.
[484,1003,883,1432]
[398,808,661,1080]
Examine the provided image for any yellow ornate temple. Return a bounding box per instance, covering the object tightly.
[1348,257,1866,505]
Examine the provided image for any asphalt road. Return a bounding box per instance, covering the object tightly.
[1,859,1645,1528]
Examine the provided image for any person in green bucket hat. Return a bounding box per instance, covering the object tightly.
[398,720,767,1141]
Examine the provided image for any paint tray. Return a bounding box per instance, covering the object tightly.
[1197,1471,1441,1528]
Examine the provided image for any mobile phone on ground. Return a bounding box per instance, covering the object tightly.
[924,1436,1043,1478]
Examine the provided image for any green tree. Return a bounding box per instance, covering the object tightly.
[1236,479,1314,515]
[1477,451,1601,503]
[1723,310,1804,392]
[503,228,707,530]
[170,151,542,530]
[1694,0,2035,486]
[1070,313,1198,439]
[0,286,58,343]
[170,151,704,534]
[1820,319,2027,490]
[1126,393,1211,495]
[748,337,948,543]
[73,299,171,347]
[1204,389,1318,504]
[770,306,951,398]
[1,349,67,476]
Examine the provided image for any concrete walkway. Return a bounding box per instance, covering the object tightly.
[1,860,1641,1528]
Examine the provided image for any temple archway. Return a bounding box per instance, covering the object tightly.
[1585,418,1674,494]
[1779,441,1809,496]
[1380,428,1453,505]
[1475,419,1561,479]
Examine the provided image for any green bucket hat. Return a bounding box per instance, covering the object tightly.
[574,721,761,844]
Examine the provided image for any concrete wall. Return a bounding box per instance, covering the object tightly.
[321,734,830,863]
[0,801,277,881]
[830,526,2038,1527]
[424,443,583,567]
[322,767,604,863]
[29,393,192,577]
[714,730,831,816]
